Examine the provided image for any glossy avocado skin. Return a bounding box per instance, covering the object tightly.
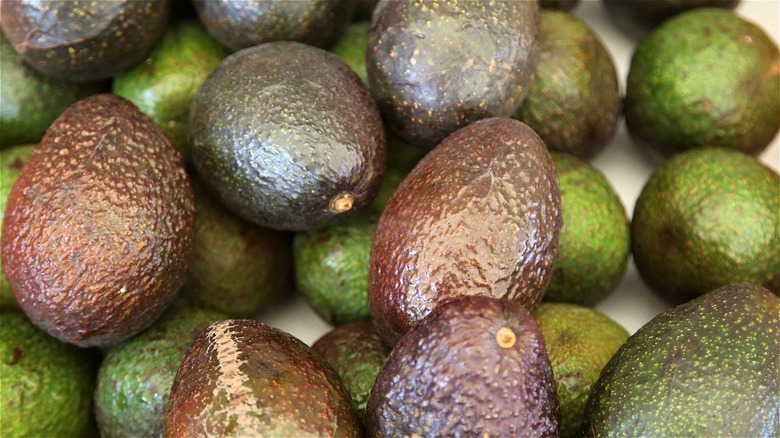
[583,282,780,437]
[0,0,170,82]
[368,117,562,346]
[367,0,540,148]
[190,41,385,231]
[1,94,195,348]
[603,0,739,35]
[367,295,560,436]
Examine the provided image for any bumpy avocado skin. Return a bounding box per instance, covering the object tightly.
[545,152,630,305]
[94,306,227,438]
[604,0,739,35]
[625,9,779,158]
[367,0,540,148]
[632,148,779,302]
[513,11,620,160]
[1,312,100,437]
[0,0,170,82]
[583,283,780,437]
[533,303,629,438]
[113,20,228,162]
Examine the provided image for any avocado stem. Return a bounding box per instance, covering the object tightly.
[496,327,516,349]
[329,192,354,213]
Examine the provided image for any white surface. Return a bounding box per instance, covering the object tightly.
[261,0,780,345]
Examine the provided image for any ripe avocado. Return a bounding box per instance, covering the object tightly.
[190,41,385,231]
[368,117,562,345]
[632,148,779,301]
[367,295,560,436]
[603,0,739,36]
[164,319,362,436]
[582,282,780,436]
[1,94,195,347]
[367,0,541,148]
[0,0,170,82]
[625,8,779,157]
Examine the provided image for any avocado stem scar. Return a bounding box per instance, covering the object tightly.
[329,192,354,213]
[496,326,516,349]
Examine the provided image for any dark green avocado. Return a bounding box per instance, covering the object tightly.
[603,0,739,36]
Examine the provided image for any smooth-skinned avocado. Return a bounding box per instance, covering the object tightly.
[190,41,386,231]
[367,295,560,436]
[1,94,195,348]
[603,0,740,36]
[368,117,562,346]
[582,282,780,437]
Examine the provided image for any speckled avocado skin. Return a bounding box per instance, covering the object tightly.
[0,0,170,82]
[0,93,195,348]
[368,117,562,346]
[367,0,540,148]
[582,282,780,437]
[603,0,739,35]
[367,295,560,436]
[190,41,385,231]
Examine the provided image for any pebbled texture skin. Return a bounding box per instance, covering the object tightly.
[366,295,560,437]
[368,117,562,346]
[367,0,540,148]
[1,93,195,348]
[190,41,385,231]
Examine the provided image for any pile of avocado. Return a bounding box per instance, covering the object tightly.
[0,0,778,436]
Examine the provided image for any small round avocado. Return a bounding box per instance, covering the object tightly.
[513,11,621,160]
[330,21,370,86]
[603,0,740,36]
[545,152,630,305]
[632,148,779,302]
[113,20,228,163]
[1,312,99,437]
[533,303,629,438]
[625,8,779,158]
[294,214,377,325]
[94,305,227,438]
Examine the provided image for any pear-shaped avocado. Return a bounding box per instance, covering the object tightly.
[1,94,194,347]
[368,117,561,345]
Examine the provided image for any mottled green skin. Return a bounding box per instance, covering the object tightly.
[113,20,228,163]
[311,321,388,423]
[182,178,292,318]
[625,9,779,158]
[533,303,628,438]
[0,34,101,149]
[513,11,620,160]
[294,214,377,325]
[330,21,370,86]
[0,145,35,311]
[583,283,780,437]
[94,306,227,438]
[632,148,779,302]
[1,312,99,437]
[545,152,630,305]
[603,0,740,37]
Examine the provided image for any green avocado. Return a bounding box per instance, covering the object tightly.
[583,282,779,437]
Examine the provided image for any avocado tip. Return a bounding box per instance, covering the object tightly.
[329,192,355,213]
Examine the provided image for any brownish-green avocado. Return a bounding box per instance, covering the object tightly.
[603,0,739,36]
[164,319,362,436]
[583,282,779,436]
[0,94,195,347]
[0,0,170,82]
[367,295,560,436]
[369,117,562,346]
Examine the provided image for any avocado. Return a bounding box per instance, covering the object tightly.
[1,312,100,437]
[367,0,540,148]
[632,148,779,302]
[164,319,362,436]
[193,0,355,51]
[94,305,227,438]
[113,20,228,163]
[182,177,292,318]
[625,8,779,158]
[367,295,560,436]
[369,117,562,346]
[294,214,377,325]
[0,144,35,311]
[1,94,195,347]
[190,41,386,231]
[311,320,388,423]
[545,152,630,305]
[533,303,629,438]
[330,21,370,86]
[604,0,740,36]
[513,11,621,160]
[0,0,170,82]
[583,282,779,436]
[539,0,580,11]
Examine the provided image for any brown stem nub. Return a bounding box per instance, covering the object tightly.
[495,326,516,349]
[329,192,354,213]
